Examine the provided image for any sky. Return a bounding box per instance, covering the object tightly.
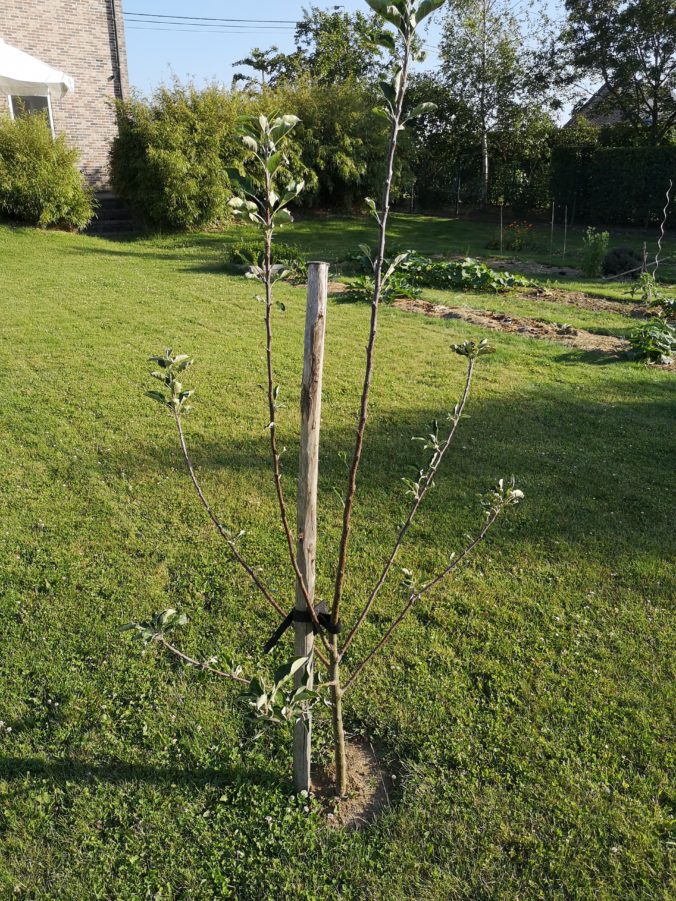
[123,1,565,97]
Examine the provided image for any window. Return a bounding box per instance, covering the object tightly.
[8,95,54,136]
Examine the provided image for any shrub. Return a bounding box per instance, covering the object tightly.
[111,85,249,230]
[629,319,676,364]
[581,227,610,277]
[602,246,643,278]
[0,114,94,230]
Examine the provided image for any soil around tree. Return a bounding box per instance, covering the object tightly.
[313,738,393,830]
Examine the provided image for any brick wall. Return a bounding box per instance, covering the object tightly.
[0,0,129,188]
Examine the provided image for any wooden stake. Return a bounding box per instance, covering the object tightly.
[293,261,329,794]
[563,205,568,263]
[549,201,555,258]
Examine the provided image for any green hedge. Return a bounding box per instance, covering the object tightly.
[551,146,676,225]
[0,114,94,230]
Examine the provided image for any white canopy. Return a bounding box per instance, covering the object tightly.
[0,38,74,99]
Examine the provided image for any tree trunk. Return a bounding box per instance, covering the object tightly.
[481,126,489,206]
[330,637,348,798]
[293,262,328,794]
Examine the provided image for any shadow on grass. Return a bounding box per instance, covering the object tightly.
[117,382,676,559]
[0,755,280,790]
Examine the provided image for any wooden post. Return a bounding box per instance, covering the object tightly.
[293,261,329,794]
[499,203,504,254]
[563,205,568,263]
[549,201,555,259]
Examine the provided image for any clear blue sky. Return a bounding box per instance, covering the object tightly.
[123,1,565,96]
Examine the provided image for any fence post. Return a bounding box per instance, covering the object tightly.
[293,261,329,794]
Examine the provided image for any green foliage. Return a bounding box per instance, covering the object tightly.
[631,272,676,320]
[487,220,536,252]
[401,252,535,293]
[225,239,303,271]
[275,77,392,209]
[111,84,249,230]
[628,318,676,363]
[0,114,94,230]
[602,246,643,278]
[563,0,676,146]
[345,271,422,304]
[581,226,610,277]
[551,146,676,225]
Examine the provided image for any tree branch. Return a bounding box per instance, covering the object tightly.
[173,410,288,621]
[339,355,475,659]
[155,635,250,684]
[343,504,502,692]
[331,38,413,628]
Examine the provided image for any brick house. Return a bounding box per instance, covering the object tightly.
[0,0,128,189]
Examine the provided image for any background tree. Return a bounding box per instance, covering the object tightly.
[439,0,558,205]
[237,7,386,87]
[232,47,287,89]
[563,0,676,146]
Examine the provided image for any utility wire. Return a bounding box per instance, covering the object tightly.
[124,11,297,24]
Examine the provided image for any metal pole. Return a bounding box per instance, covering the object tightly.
[293,261,329,794]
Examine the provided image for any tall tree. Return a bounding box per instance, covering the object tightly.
[232,48,286,89]
[563,0,676,146]
[236,7,385,88]
[439,0,529,204]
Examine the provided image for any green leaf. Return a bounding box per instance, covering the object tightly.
[273,656,308,688]
[407,102,437,120]
[273,209,293,225]
[267,151,284,176]
[416,0,445,23]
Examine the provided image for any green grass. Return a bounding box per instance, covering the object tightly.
[0,221,674,900]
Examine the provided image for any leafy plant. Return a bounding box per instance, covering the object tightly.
[628,319,676,364]
[0,114,94,230]
[487,220,536,252]
[630,272,676,321]
[225,239,306,281]
[129,0,522,803]
[581,227,610,277]
[402,252,534,292]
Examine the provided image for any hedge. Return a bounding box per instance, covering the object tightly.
[0,114,94,230]
[551,146,676,225]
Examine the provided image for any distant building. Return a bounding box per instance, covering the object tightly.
[0,1,128,188]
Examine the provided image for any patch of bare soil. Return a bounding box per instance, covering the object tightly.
[313,739,392,830]
[519,286,644,317]
[392,298,628,354]
[327,281,349,295]
[483,257,583,278]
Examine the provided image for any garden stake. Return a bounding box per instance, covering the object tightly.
[293,262,329,793]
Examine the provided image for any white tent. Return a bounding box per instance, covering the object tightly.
[0,37,74,99]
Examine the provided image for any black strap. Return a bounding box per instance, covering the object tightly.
[263,600,342,654]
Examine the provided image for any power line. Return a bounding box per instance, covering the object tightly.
[127,22,295,31]
[127,26,294,35]
[124,11,297,24]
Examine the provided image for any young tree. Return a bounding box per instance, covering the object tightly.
[128,0,523,800]
[562,0,676,146]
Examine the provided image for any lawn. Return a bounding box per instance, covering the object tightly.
[0,219,673,900]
